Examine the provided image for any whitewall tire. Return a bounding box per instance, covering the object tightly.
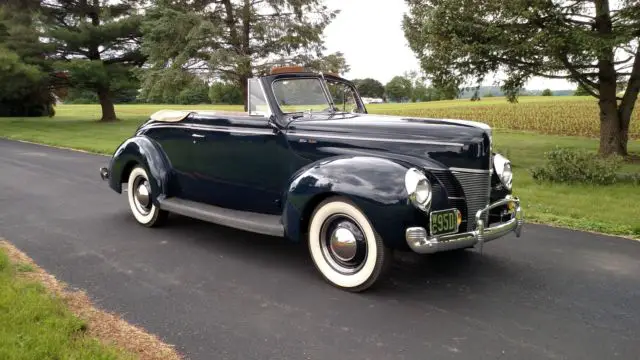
[308,197,392,292]
[126,165,167,227]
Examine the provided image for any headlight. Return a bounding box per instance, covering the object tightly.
[493,153,513,190]
[405,168,432,211]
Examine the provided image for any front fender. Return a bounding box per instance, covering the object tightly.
[282,155,429,250]
[107,135,172,203]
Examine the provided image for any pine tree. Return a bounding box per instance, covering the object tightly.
[39,0,146,121]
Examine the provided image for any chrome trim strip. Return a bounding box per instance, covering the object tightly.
[145,123,275,136]
[288,132,464,147]
[450,167,491,174]
[405,195,524,254]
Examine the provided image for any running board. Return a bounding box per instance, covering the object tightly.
[158,197,284,237]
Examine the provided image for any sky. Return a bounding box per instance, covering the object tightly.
[321,0,575,91]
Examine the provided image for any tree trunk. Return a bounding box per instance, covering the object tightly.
[598,86,628,156]
[593,0,627,157]
[598,107,627,156]
[97,88,117,122]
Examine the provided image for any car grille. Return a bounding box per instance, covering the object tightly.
[452,170,490,231]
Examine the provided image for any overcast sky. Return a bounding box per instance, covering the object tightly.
[321,0,575,90]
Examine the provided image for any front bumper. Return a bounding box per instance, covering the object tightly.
[405,195,524,254]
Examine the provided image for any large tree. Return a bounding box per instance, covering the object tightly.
[141,0,339,111]
[0,1,57,117]
[36,0,146,121]
[385,76,413,102]
[403,0,640,156]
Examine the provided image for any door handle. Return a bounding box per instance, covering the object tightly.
[191,134,205,138]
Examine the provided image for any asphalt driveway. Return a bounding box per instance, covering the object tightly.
[0,138,639,360]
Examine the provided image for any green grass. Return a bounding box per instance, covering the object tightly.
[494,132,640,238]
[0,101,639,239]
[0,249,134,360]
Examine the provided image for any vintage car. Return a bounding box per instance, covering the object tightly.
[99,66,524,292]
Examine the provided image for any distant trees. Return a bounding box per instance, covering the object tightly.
[176,78,210,105]
[542,89,553,96]
[385,76,413,102]
[209,82,243,105]
[382,72,459,103]
[574,84,591,96]
[353,78,385,98]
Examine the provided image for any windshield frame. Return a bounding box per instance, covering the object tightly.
[270,76,336,115]
[323,75,368,114]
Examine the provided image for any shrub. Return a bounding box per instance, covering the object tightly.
[531,148,625,185]
[209,82,243,105]
[176,80,210,105]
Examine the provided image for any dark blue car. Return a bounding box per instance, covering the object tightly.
[100,67,524,292]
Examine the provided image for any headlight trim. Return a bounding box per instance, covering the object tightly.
[405,168,433,211]
[493,153,513,190]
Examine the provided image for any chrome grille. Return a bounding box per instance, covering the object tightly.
[452,170,490,231]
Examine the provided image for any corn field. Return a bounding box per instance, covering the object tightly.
[368,97,640,140]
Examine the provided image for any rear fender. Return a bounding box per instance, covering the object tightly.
[107,136,172,204]
[282,155,427,250]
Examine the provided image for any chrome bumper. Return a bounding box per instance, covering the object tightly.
[405,196,524,254]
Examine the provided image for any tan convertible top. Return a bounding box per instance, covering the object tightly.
[149,109,249,122]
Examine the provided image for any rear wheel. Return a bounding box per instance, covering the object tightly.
[308,197,392,292]
[126,165,168,227]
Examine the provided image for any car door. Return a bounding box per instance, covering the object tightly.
[143,125,199,199]
[188,114,292,215]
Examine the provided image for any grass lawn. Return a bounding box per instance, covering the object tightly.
[0,102,639,238]
[0,246,134,360]
[494,132,640,238]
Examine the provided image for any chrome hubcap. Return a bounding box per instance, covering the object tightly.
[135,182,150,208]
[132,176,152,214]
[329,226,358,262]
[320,214,368,274]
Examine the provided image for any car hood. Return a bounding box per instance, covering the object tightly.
[288,112,491,141]
[285,112,492,171]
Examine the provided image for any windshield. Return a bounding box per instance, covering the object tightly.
[272,78,332,113]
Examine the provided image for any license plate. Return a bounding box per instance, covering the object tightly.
[430,208,460,236]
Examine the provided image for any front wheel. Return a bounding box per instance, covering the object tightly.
[308,197,392,292]
[126,165,168,227]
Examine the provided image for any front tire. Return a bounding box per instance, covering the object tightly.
[126,165,167,227]
[308,196,392,292]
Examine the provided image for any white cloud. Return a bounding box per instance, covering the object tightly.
[321,0,575,90]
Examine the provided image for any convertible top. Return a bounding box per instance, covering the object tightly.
[149,109,249,122]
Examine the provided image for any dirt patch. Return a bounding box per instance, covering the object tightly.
[0,239,182,360]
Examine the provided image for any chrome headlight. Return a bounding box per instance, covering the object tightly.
[493,153,513,190]
[405,168,432,211]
